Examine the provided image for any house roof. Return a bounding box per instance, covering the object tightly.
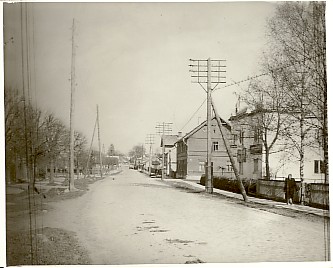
[229,107,265,121]
[160,134,179,148]
[176,116,231,144]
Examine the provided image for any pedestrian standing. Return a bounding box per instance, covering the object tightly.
[284,174,297,205]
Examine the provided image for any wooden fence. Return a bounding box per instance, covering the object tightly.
[256,179,329,209]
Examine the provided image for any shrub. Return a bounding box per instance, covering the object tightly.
[200,175,256,196]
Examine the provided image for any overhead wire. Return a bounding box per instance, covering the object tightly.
[26,3,39,263]
[179,98,206,132]
[21,2,34,265]
[180,60,303,139]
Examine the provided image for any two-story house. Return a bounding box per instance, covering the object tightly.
[175,117,235,181]
[229,108,263,181]
[229,107,325,183]
[160,134,179,178]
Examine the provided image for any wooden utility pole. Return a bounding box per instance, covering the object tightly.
[145,134,155,174]
[206,58,213,193]
[97,105,103,178]
[156,122,172,179]
[69,18,76,191]
[211,99,248,202]
[189,58,226,193]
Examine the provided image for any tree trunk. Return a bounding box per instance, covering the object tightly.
[265,147,270,180]
[264,131,270,180]
[49,160,55,184]
[299,109,305,205]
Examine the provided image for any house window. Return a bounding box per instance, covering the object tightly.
[227,163,233,172]
[253,159,259,173]
[232,134,237,145]
[239,130,244,145]
[213,141,219,151]
[199,161,205,172]
[314,160,325,174]
[239,162,243,175]
[253,127,260,143]
[237,148,246,163]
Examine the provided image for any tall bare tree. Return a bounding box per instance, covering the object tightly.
[74,131,88,178]
[242,70,292,180]
[265,2,327,203]
[5,88,25,183]
[43,113,67,184]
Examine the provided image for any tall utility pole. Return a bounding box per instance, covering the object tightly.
[207,58,213,193]
[145,134,155,175]
[141,143,144,169]
[156,122,173,180]
[69,18,76,191]
[189,58,226,193]
[97,105,103,179]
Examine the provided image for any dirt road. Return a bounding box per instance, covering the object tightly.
[37,169,327,264]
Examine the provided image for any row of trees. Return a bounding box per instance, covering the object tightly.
[5,87,118,186]
[241,2,327,183]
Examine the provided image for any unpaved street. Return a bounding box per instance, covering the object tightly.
[41,169,327,264]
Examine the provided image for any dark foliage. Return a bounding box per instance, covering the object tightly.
[200,175,256,196]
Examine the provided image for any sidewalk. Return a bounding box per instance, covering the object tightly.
[163,178,330,218]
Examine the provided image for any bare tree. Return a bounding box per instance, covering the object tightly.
[265,2,327,203]
[129,144,146,163]
[74,131,88,179]
[43,113,67,184]
[241,70,292,180]
[5,88,25,183]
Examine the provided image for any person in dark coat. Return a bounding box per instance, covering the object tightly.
[284,174,298,205]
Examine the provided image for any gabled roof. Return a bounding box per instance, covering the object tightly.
[160,134,179,148]
[176,116,231,144]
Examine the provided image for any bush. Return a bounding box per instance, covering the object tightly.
[200,175,256,196]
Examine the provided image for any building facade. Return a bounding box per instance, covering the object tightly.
[230,107,325,183]
[175,117,236,181]
[229,108,263,181]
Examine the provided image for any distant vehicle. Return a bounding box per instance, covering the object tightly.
[129,163,135,169]
[150,160,162,177]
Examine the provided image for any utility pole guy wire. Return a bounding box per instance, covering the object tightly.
[189,58,226,193]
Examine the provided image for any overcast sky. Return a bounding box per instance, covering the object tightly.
[4,2,279,154]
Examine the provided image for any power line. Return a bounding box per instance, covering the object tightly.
[156,122,173,180]
[21,3,34,264]
[182,63,302,135]
[145,134,155,175]
[189,58,226,194]
[179,98,206,132]
[213,61,303,92]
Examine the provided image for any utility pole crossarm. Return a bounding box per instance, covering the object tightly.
[189,57,226,194]
[189,58,227,89]
[156,122,173,180]
[145,134,155,176]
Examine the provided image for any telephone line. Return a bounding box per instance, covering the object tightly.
[213,61,304,92]
[179,98,206,131]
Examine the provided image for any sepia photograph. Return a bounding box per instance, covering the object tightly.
[1,1,330,267]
